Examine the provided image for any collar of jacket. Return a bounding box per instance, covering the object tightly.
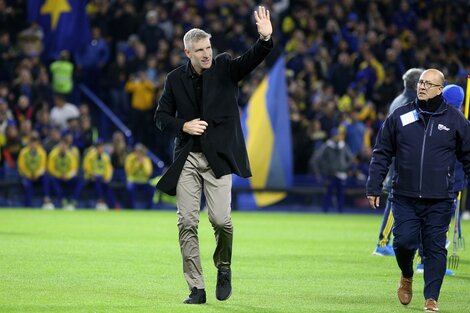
[415,95,447,116]
[184,59,216,77]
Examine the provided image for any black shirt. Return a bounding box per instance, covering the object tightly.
[190,64,203,152]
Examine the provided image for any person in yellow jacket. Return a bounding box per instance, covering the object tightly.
[124,143,154,209]
[47,137,83,210]
[83,139,115,210]
[124,70,155,149]
[17,132,53,208]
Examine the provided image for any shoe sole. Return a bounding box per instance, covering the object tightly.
[372,251,395,256]
[216,291,232,301]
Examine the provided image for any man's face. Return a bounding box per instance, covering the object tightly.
[185,38,212,74]
[417,71,443,101]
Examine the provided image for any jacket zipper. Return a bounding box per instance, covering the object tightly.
[419,117,432,197]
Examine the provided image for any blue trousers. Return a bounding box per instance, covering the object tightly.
[91,177,115,207]
[50,176,83,204]
[126,182,154,209]
[323,176,346,212]
[390,195,453,301]
[22,175,50,207]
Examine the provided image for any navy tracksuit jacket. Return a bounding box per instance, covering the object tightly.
[367,95,470,300]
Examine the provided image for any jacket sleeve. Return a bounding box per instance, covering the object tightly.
[17,149,29,178]
[366,116,396,196]
[47,150,59,177]
[82,149,93,177]
[104,155,113,183]
[37,148,47,176]
[228,38,273,82]
[65,151,79,179]
[144,157,153,177]
[154,76,186,135]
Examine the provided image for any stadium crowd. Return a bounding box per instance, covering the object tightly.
[0,0,469,209]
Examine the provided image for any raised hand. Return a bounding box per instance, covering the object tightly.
[254,6,272,39]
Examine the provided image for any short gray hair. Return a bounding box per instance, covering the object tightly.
[402,68,424,90]
[183,28,211,51]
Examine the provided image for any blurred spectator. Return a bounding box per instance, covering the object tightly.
[49,50,74,96]
[343,108,367,157]
[12,68,35,102]
[49,94,79,130]
[145,54,158,83]
[77,115,96,155]
[17,22,43,58]
[13,95,33,125]
[124,70,155,148]
[106,51,129,124]
[310,127,353,212]
[33,67,54,108]
[17,132,53,208]
[75,26,110,94]
[109,1,140,49]
[64,117,81,148]
[0,82,14,104]
[329,52,355,96]
[0,99,13,145]
[63,132,80,159]
[33,108,50,141]
[138,10,166,54]
[19,119,33,146]
[0,30,17,82]
[78,102,91,117]
[42,126,61,153]
[2,124,22,168]
[124,143,153,209]
[47,137,82,210]
[109,130,127,173]
[127,42,147,75]
[372,72,399,115]
[83,140,114,210]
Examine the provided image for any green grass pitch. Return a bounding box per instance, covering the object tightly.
[0,209,469,313]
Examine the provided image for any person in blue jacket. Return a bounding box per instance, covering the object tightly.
[366,69,470,312]
[415,84,466,276]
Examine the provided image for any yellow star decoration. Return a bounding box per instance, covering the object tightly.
[40,0,72,30]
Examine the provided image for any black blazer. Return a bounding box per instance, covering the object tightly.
[154,38,273,195]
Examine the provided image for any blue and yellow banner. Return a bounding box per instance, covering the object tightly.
[28,0,91,61]
[236,56,293,207]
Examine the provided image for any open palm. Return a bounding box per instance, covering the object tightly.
[254,6,272,37]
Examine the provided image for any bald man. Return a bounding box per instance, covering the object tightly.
[366,69,470,312]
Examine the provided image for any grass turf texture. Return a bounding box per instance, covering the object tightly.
[0,209,469,313]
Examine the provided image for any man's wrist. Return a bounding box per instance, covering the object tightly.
[260,34,271,41]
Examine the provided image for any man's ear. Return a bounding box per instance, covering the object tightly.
[184,49,191,58]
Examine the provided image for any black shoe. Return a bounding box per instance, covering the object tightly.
[216,268,232,301]
[183,287,206,304]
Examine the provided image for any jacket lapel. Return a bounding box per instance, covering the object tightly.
[180,62,197,109]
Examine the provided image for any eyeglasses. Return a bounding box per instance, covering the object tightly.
[417,80,443,89]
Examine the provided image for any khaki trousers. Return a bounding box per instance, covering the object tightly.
[176,152,233,290]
